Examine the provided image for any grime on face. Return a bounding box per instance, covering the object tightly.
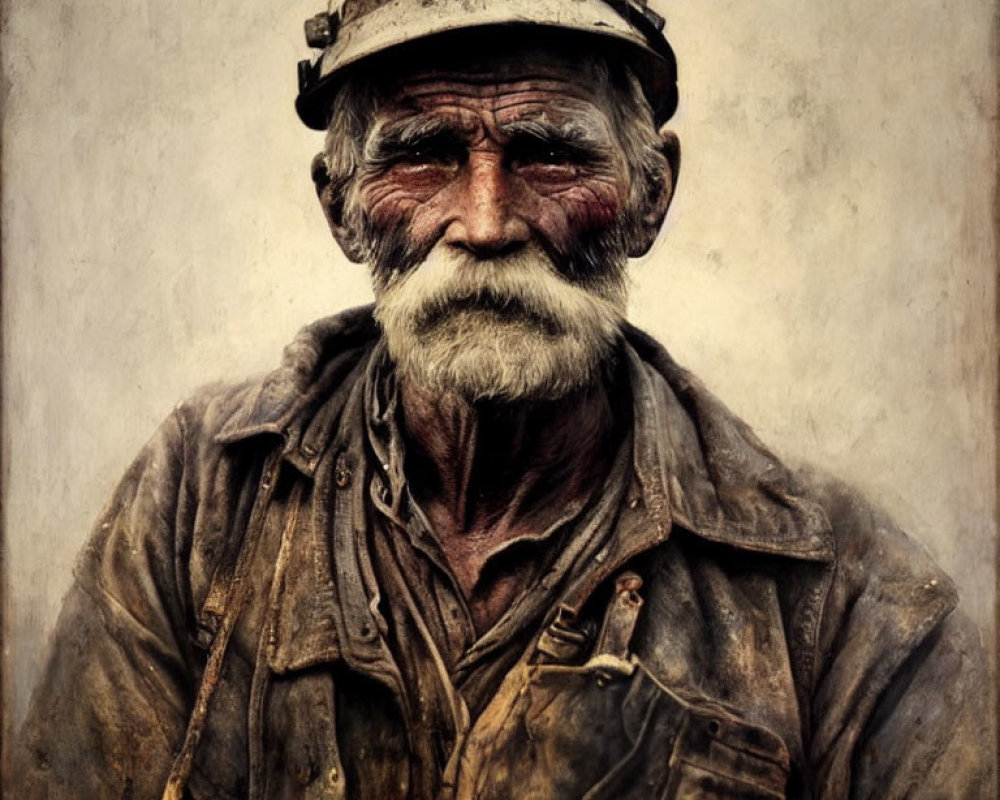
[357,58,631,268]
[352,52,638,402]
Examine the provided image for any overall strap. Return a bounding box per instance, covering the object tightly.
[160,451,285,800]
[535,571,645,666]
[593,573,644,660]
[442,571,648,800]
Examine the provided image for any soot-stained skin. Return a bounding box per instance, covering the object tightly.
[356,60,630,264]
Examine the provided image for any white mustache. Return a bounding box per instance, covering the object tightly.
[377,242,626,331]
[373,241,626,401]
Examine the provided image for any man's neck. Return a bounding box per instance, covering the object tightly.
[399,374,621,599]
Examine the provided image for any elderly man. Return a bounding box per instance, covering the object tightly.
[11,1,995,798]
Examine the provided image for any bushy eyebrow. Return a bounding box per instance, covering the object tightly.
[362,113,613,167]
[495,118,611,156]
[364,116,465,165]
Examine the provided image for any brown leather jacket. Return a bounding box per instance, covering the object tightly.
[10,306,996,799]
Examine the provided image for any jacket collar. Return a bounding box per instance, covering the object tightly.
[214,305,380,461]
[622,324,832,561]
[217,306,833,563]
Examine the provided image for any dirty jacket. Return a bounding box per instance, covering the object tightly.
[11,306,996,799]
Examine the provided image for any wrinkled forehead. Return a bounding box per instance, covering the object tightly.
[373,47,618,137]
[369,35,616,113]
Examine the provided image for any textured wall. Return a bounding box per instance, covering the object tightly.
[2,0,996,739]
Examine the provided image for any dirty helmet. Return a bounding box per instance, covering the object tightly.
[295,0,679,129]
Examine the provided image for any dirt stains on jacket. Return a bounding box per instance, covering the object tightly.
[10,306,996,799]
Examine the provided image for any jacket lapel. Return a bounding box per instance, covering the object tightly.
[624,324,834,563]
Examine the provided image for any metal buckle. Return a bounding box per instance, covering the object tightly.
[535,605,591,664]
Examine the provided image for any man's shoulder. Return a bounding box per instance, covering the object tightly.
[793,463,956,597]
[628,325,976,740]
[626,323,960,633]
[790,463,963,655]
[171,305,379,448]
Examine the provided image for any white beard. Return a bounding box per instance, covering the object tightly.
[373,242,627,402]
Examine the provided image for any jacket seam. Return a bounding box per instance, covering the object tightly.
[172,405,195,654]
[74,578,191,733]
[803,539,837,779]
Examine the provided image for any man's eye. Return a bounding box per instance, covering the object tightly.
[538,148,571,164]
[395,145,462,167]
[507,140,597,175]
[513,146,575,166]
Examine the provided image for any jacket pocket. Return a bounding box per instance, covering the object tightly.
[455,655,789,800]
[660,705,790,800]
[666,763,785,800]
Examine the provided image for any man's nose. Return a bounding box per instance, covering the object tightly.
[444,152,530,258]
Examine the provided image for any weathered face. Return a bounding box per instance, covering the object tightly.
[357,56,631,285]
[323,49,674,401]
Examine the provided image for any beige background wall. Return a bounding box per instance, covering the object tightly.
[2,0,996,738]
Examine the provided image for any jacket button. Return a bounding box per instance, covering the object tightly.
[291,763,317,786]
[327,766,339,784]
[335,466,352,488]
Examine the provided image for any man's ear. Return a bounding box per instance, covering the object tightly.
[311,152,367,263]
[628,129,681,257]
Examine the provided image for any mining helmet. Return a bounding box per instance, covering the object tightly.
[295,0,678,130]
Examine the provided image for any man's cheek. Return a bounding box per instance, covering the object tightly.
[533,186,624,248]
[361,173,447,228]
[364,190,421,234]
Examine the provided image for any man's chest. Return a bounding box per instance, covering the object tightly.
[189,470,811,800]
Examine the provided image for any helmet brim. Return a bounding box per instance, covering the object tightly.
[296,16,677,129]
